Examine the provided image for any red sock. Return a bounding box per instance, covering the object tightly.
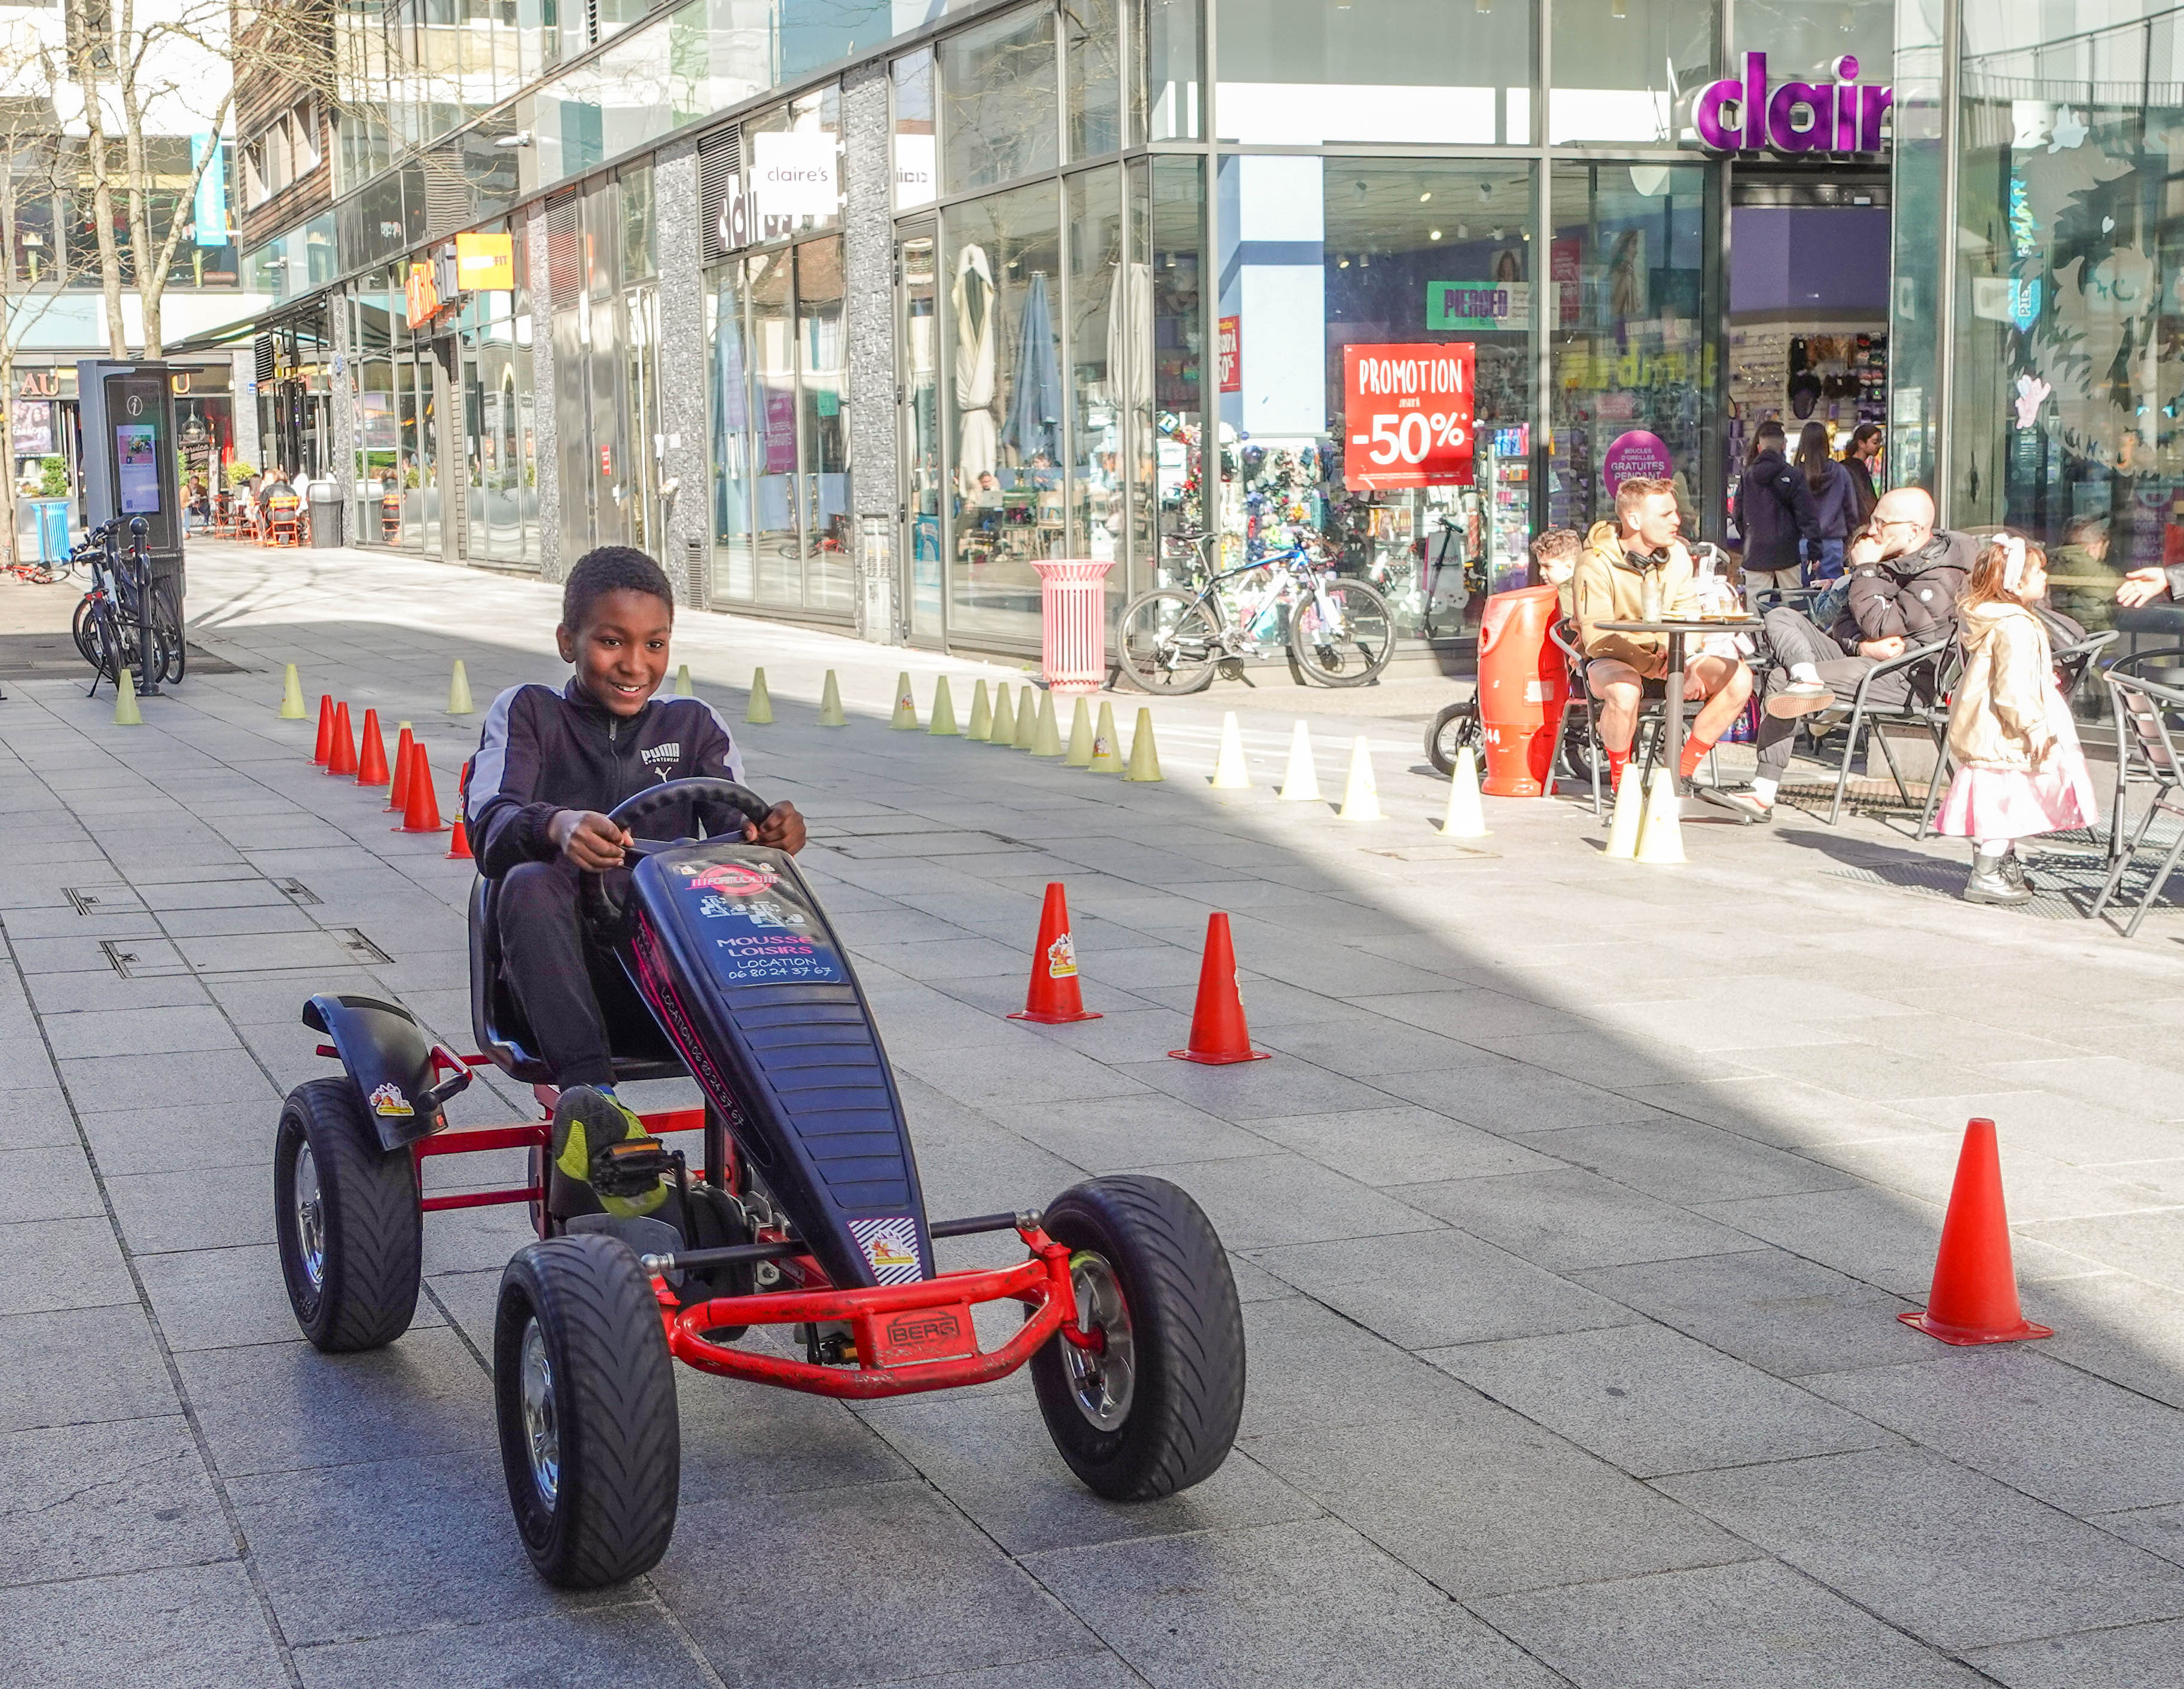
[1679,732,1717,781]
[1606,748,1630,790]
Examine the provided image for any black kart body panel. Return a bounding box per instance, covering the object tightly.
[614,839,932,1291]
[303,993,440,1150]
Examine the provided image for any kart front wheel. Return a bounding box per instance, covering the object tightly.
[274,1077,422,1351]
[1426,699,1481,777]
[1031,1175,1245,1501]
[494,1233,679,1588]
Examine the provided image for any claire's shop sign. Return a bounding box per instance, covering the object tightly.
[1696,53,1892,155]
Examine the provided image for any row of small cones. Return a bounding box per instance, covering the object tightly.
[1600,762,1689,865]
[307,693,472,858]
[1204,711,1490,837]
[280,659,475,721]
[1011,881,1267,1065]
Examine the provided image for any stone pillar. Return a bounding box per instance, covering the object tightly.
[328,292,358,546]
[842,60,899,646]
[652,137,712,610]
[230,347,260,477]
[526,206,562,582]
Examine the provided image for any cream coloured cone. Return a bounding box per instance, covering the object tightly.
[1603,762,1643,859]
[1278,721,1320,801]
[1336,735,1381,820]
[1439,746,1489,838]
[1210,711,1250,790]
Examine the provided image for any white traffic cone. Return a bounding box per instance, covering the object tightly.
[1440,746,1489,838]
[1210,711,1251,790]
[1634,765,1688,865]
[1603,762,1644,860]
[1278,721,1321,802]
[1337,736,1382,821]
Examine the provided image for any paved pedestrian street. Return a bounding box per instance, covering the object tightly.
[13,543,2184,1689]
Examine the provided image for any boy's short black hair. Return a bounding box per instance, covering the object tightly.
[562,546,675,631]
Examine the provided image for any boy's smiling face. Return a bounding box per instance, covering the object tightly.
[557,587,673,717]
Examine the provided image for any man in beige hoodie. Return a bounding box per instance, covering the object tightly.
[1572,477,1758,815]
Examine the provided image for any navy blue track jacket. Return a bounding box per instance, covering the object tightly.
[465,680,746,879]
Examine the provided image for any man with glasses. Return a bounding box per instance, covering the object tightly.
[1737,488,1975,818]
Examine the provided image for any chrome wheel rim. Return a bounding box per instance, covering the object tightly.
[1063,1251,1136,1431]
[519,1317,560,1506]
[293,1141,326,1291]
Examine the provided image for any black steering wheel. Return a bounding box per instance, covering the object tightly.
[583,777,776,930]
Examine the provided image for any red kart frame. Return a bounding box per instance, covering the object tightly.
[394,1056,1093,1403]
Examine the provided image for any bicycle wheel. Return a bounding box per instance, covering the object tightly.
[1425,700,1481,777]
[72,594,97,664]
[1289,579,1395,688]
[86,601,125,688]
[1117,589,1221,695]
[152,581,185,684]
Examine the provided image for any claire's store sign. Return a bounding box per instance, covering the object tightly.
[1696,54,1892,155]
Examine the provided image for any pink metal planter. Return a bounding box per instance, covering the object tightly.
[1032,559,1114,695]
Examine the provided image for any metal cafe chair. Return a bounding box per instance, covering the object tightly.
[1810,634,1959,826]
[1547,618,1672,816]
[2105,644,2184,863]
[2092,668,2184,937]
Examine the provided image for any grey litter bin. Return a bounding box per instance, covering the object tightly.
[309,480,343,548]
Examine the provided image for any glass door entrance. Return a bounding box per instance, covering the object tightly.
[899,222,944,643]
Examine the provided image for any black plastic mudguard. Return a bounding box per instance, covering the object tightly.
[303,994,440,1150]
[616,840,932,1291]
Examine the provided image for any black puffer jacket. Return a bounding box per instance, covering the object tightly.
[1734,448,1818,573]
[1847,530,1978,644]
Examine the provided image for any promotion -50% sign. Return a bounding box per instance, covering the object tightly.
[1341,343,1475,491]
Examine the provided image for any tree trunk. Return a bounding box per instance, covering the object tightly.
[72,36,129,360]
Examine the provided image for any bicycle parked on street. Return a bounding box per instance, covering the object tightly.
[73,518,184,694]
[1116,529,1396,694]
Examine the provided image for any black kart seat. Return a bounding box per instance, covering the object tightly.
[467,876,688,1086]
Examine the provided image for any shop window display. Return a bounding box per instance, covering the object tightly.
[1210,157,1534,642]
[1547,161,1708,539]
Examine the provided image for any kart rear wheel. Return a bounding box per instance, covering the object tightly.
[274,1077,422,1351]
[1426,699,1481,777]
[494,1233,679,1588]
[1030,1175,1244,1501]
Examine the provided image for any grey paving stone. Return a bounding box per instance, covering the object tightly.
[1234,1294,1477,1437]
[1518,1116,1860,1206]
[292,1605,718,1689]
[26,969,213,1014]
[41,1004,243,1059]
[81,1102,285,1176]
[55,1046,278,1114]
[1251,1227,1642,1350]
[1658,1447,2184,1651]
[1570,1247,1932,1378]
[973,1089,1273,1173]
[651,1478,1088,1689]
[894,1039,1153,1110]
[1888,1089,2184,1167]
[176,1328,493,1477]
[2094,1501,2184,1568]
[1374,1056,1673,1133]
[1804,1348,2184,1514]
[1736,1041,2004,1102]
[1477,1557,1985,1687]
[1104,1053,1398,1124]
[0,1413,231,1588]
[1805,1132,2179,1224]
[905,1109,1091,1219]
[849,1657,1143,1689]
[1113,1152,1435,1251]
[0,1303,175,1432]
[144,1242,445,1351]
[1985,1054,2184,1118]
[2036,1272,2184,1413]
[1427,1321,1894,1477]
[1402,1166,1762,1272]
[0,1144,104,1224]
[106,1163,279,1254]
[0,1215,138,1316]
[230,1448,622,1645]
[673,1366,916,1502]
[0,1561,287,1688]
[1345,985,1593,1042]
[1250,1013,1505,1078]
[1966,1619,2184,1689]
[1025,1514,1564,1689]
[1248,1103,1562,1187]
[1616,1074,1944,1150]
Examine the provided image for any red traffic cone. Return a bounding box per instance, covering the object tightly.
[312,695,334,765]
[385,727,414,813]
[396,746,449,833]
[1169,913,1269,1064]
[1008,882,1102,1024]
[355,709,391,787]
[325,703,358,777]
[446,814,472,860]
[1899,1118,2053,1345]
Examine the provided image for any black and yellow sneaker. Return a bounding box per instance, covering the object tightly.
[550,1085,672,1220]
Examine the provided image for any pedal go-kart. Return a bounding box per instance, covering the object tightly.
[272,778,1245,1586]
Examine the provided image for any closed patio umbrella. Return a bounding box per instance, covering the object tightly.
[953,243,997,490]
[1004,269,1063,468]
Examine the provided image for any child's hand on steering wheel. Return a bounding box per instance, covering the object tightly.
[550,809,633,871]
[746,801,807,854]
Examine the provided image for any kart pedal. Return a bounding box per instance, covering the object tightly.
[592,1138,675,1201]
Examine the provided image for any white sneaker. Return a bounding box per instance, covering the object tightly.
[1765,679,1836,719]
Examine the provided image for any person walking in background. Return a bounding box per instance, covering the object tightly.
[1934,533,2098,907]
[1795,420,1856,584]
[1733,420,1817,603]
[1842,422,1883,527]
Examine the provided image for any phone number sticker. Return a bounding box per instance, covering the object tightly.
[670,850,844,986]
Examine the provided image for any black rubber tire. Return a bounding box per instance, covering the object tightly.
[494,1233,680,1588]
[152,581,185,683]
[1116,588,1221,694]
[1030,1175,1245,1501]
[1289,578,1395,688]
[1426,699,1481,777]
[274,1077,422,1351]
[71,593,96,664]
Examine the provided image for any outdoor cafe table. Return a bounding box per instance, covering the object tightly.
[1596,616,1761,795]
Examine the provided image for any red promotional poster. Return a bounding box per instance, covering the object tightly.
[1218,316,1240,393]
[1341,342,1475,491]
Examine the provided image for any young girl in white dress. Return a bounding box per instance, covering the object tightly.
[1935,532,2098,906]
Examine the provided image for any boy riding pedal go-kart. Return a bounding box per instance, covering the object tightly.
[270,548,1246,1589]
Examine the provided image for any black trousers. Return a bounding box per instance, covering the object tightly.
[496,859,649,1089]
[1753,607,1906,781]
